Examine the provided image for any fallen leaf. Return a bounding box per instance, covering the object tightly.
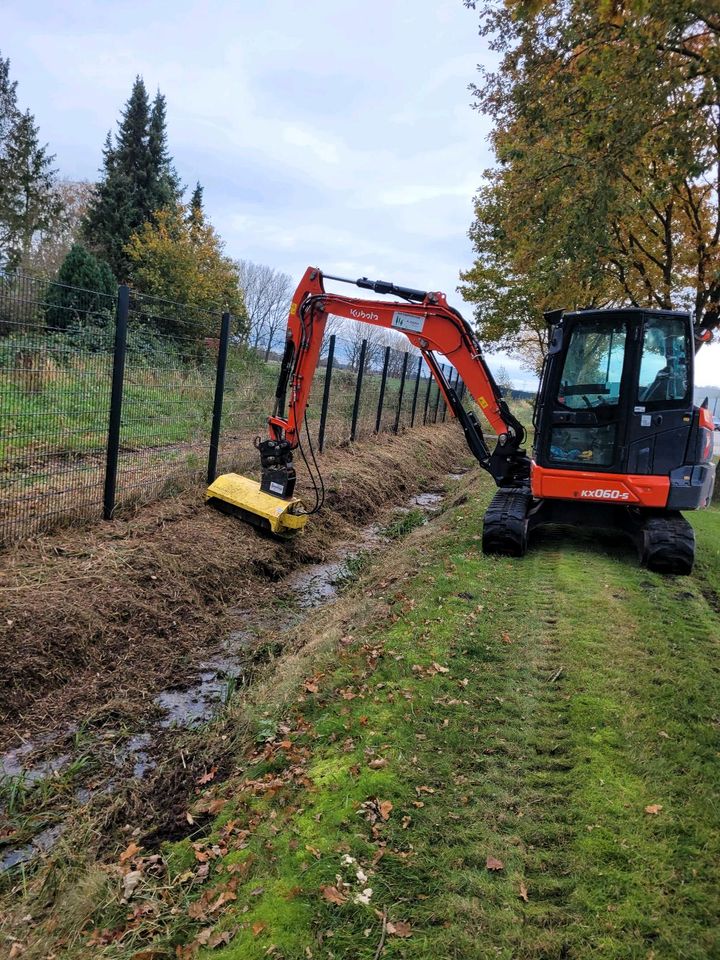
[252,921,266,936]
[121,869,143,901]
[208,890,237,913]
[119,841,142,864]
[486,856,504,872]
[304,681,319,694]
[196,766,218,785]
[387,920,412,937]
[501,631,512,644]
[188,900,207,920]
[209,931,233,948]
[378,800,393,821]
[644,804,663,815]
[431,662,450,674]
[321,885,348,905]
[368,758,387,770]
[519,881,529,902]
[9,943,25,959]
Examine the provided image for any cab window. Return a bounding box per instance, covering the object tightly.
[557,320,627,409]
[638,317,689,404]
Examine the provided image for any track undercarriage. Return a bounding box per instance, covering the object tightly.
[482,487,696,575]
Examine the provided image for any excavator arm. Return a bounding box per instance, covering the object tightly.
[256,266,530,501]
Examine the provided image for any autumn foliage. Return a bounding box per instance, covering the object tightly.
[461,1,720,369]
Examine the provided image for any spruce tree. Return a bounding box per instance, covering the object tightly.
[0,53,19,262]
[2,110,63,269]
[0,53,18,144]
[148,91,182,210]
[0,54,63,271]
[83,77,181,279]
[189,181,204,221]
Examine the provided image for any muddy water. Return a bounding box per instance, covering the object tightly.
[0,472,466,872]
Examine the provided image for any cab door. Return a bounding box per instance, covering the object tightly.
[538,316,633,473]
[625,314,693,475]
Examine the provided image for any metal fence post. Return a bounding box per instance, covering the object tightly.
[375,346,391,433]
[103,285,129,520]
[393,351,409,434]
[459,379,467,404]
[350,339,367,441]
[442,369,457,423]
[432,364,444,423]
[410,355,423,428]
[207,311,231,484]
[422,366,433,425]
[317,334,336,453]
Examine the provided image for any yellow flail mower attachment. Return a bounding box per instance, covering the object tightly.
[206,473,309,537]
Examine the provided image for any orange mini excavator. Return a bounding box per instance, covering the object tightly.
[207,267,717,574]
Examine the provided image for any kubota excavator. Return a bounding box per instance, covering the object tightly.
[207,267,717,575]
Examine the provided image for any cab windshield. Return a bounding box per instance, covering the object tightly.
[558,320,626,409]
[551,319,627,467]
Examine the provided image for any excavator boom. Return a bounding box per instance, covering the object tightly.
[260,266,529,491]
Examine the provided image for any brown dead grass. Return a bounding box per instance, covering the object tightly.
[0,425,461,746]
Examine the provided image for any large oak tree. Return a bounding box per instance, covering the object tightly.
[461,1,720,370]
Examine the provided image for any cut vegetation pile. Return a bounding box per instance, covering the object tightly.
[0,425,460,744]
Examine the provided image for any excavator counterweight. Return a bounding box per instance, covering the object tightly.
[208,266,716,575]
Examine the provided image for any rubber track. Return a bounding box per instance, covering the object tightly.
[640,512,695,575]
[482,486,532,557]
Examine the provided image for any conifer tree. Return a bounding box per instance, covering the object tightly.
[45,242,117,329]
[2,110,64,269]
[0,53,63,271]
[0,53,18,144]
[83,77,181,279]
[0,53,19,263]
[148,91,182,209]
[189,182,204,222]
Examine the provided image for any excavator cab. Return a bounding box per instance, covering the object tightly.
[523,308,715,571]
[534,309,714,509]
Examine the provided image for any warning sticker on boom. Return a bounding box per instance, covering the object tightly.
[392,311,425,334]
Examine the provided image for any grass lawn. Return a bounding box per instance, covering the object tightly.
[50,476,719,960]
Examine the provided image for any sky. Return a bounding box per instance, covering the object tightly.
[3,0,718,389]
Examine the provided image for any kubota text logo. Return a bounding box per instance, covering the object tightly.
[580,488,630,501]
[350,308,379,322]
